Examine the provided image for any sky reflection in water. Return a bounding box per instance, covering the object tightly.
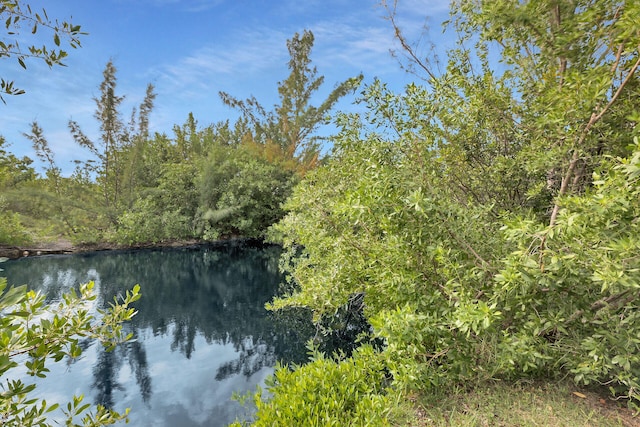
[2,242,313,427]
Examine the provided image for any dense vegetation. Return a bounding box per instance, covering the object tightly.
[238,0,640,425]
[0,4,360,424]
[2,0,640,425]
[1,29,361,247]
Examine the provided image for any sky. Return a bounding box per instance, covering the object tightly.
[1,0,454,175]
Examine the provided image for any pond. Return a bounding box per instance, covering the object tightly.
[1,241,314,426]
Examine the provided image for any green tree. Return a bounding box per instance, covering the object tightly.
[69,60,124,219]
[0,0,84,103]
[0,136,35,245]
[116,162,200,244]
[489,141,640,402]
[121,83,156,205]
[14,122,107,242]
[113,115,225,245]
[68,61,156,224]
[198,143,296,240]
[0,135,35,190]
[261,0,640,418]
[220,30,362,175]
[0,198,32,245]
[23,121,81,234]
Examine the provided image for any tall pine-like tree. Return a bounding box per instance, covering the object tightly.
[219,30,362,174]
[68,60,156,222]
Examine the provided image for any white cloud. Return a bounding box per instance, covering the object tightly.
[125,0,225,13]
[402,0,452,15]
[152,27,289,99]
[311,22,396,70]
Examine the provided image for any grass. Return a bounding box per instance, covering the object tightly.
[401,380,638,427]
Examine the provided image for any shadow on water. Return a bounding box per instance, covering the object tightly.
[2,241,316,426]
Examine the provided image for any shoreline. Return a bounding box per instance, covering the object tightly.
[0,237,263,260]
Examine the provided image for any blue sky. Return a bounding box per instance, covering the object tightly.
[2,0,453,174]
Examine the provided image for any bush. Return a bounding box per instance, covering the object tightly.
[490,142,640,404]
[0,197,32,245]
[233,345,398,427]
[271,115,640,409]
[199,145,296,238]
[115,197,194,245]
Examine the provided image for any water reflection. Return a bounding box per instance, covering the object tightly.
[2,241,314,426]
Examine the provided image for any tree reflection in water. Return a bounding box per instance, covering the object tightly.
[2,241,313,421]
[2,240,377,425]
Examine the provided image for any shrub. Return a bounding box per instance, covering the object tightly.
[0,197,32,245]
[233,345,398,427]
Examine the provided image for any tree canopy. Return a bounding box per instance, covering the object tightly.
[220,30,363,175]
[253,0,640,424]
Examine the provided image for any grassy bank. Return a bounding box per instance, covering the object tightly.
[406,380,638,427]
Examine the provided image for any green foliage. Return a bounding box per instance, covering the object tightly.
[115,197,193,245]
[0,197,32,245]
[272,102,502,317]
[262,0,640,419]
[450,0,640,210]
[220,30,362,175]
[0,136,35,188]
[0,1,85,103]
[115,162,199,244]
[0,274,141,426]
[69,61,156,224]
[233,345,398,427]
[199,144,297,239]
[491,141,640,402]
[0,137,38,244]
[271,104,506,394]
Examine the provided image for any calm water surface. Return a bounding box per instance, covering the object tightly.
[2,242,313,426]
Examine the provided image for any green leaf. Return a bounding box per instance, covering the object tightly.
[0,284,27,307]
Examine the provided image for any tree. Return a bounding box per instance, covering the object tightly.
[198,142,296,240]
[0,274,141,426]
[69,61,156,224]
[121,83,157,205]
[0,135,35,189]
[261,0,640,418]
[113,115,229,245]
[0,1,84,103]
[24,122,64,216]
[220,30,362,175]
[0,135,35,246]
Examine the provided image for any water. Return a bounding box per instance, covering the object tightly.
[1,242,314,426]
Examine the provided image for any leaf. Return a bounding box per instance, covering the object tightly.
[572,391,587,399]
[0,284,27,308]
[46,402,60,413]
